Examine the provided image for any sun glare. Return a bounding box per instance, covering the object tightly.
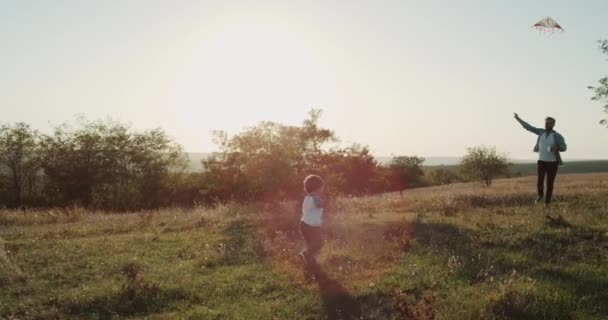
[172,20,327,134]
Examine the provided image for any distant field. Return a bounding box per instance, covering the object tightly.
[427,160,608,178]
[510,160,608,176]
[1,174,608,319]
[188,153,608,174]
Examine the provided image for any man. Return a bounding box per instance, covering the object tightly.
[514,113,567,210]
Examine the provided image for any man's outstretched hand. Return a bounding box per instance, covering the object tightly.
[514,112,520,120]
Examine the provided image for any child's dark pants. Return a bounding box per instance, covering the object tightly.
[300,221,323,263]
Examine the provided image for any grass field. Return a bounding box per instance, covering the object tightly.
[1,173,608,319]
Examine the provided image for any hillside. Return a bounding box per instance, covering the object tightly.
[2,173,607,319]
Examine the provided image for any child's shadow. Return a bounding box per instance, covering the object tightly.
[309,262,362,320]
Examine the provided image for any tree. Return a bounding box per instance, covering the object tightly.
[203,121,305,202]
[300,109,337,169]
[39,118,187,209]
[429,168,461,185]
[388,156,425,193]
[318,144,379,196]
[40,119,122,207]
[589,39,608,126]
[128,128,188,208]
[0,123,40,207]
[460,146,509,187]
[201,110,380,202]
[201,109,339,203]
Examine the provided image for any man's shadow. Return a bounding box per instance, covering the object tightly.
[308,261,362,320]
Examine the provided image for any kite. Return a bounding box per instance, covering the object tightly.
[532,17,564,34]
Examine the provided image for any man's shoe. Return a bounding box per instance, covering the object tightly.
[535,196,543,205]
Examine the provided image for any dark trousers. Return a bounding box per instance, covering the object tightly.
[537,160,559,204]
[300,221,323,261]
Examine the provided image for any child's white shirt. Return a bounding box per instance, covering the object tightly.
[301,194,324,227]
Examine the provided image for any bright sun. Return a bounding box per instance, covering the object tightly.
[171,20,328,135]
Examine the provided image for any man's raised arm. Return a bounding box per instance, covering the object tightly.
[514,113,543,135]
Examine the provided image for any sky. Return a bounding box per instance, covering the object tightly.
[1,0,607,160]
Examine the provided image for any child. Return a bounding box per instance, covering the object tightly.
[299,174,327,279]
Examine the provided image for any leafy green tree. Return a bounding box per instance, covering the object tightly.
[460,146,509,187]
[388,156,425,192]
[203,121,303,202]
[202,109,377,202]
[0,123,40,207]
[589,39,608,126]
[40,119,121,206]
[318,144,378,196]
[128,129,188,208]
[39,118,186,209]
[368,165,394,194]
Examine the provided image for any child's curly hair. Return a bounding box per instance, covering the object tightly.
[303,175,324,194]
